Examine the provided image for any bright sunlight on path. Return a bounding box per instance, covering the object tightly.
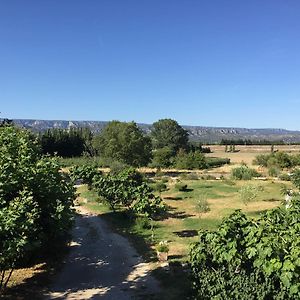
[44,206,160,299]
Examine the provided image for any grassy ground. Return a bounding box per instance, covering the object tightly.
[78,178,286,259]
[77,177,288,299]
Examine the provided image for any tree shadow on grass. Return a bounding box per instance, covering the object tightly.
[163,206,195,220]
[173,230,198,238]
[262,198,281,202]
[163,196,183,200]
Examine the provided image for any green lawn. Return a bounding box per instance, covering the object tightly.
[76,178,288,299]
[77,178,286,259]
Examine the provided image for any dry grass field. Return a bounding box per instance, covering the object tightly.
[206,145,300,165]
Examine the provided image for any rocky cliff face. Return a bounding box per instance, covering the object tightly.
[10,119,300,143]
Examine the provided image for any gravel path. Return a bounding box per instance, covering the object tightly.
[45,206,160,299]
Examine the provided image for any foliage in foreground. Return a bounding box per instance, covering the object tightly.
[190,200,300,299]
[69,164,101,188]
[0,126,75,291]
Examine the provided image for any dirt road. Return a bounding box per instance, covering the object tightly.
[45,206,160,299]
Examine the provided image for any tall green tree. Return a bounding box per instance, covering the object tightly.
[151,119,189,154]
[0,126,75,290]
[39,127,94,157]
[93,121,152,167]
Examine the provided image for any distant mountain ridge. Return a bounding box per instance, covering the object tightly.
[10,119,300,143]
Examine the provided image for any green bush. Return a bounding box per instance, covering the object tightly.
[206,157,230,168]
[268,166,280,177]
[175,150,207,170]
[135,216,151,230]
[161,177,169,183]
[175,183,188,192]
[239,184,260,205]
[152,181,168,193]
[0,126,75,289]
[231,165,260,180]
[253,152,300,169]
[190,203,300,299]
[196,194,210,213]
[279,173,291,181]
[109,160,130,175]
[180,172,200,180]
[69,165,101,187]
[93,168,165,217]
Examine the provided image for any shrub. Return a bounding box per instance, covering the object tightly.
[254,152,299,169]
[161,177,169,183]
[239,184,260,205]
[268,166,280,177]
[222,179,236,186]
[175,183,188,192]
[155,241,169,253]
[69,165,101,187]
[0,126,75,290]
[175,150,207,170]
[186,173,199,180]
[150,147,174,168]
[93,168,166,218]
[279,173,291,181]
[109,160,130,175]
[190,203,300,299]
[152,181,168,193]
[206,157,230,168]
[135,216,151,230]
[231,165,260,180]
[201,175,217,180]
[196,194,210,213]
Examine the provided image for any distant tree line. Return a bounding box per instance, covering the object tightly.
[220,139,286,145]
[39,127,94,157]
[36,118,230,170]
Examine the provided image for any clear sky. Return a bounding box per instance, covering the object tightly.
[1,1,300,129]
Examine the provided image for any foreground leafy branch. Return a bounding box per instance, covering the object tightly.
[0,126,75,292]
[190,199,300,299]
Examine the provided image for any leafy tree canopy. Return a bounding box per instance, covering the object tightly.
[0,126,75,290]
[151,118,189,154]
[93,121,152,167]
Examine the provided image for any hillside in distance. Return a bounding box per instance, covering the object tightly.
[11,119,300,143]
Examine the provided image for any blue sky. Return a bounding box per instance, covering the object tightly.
[1,1,300,129]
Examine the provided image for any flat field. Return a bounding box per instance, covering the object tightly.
[206,144,300,165]
[78,177,288,261]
